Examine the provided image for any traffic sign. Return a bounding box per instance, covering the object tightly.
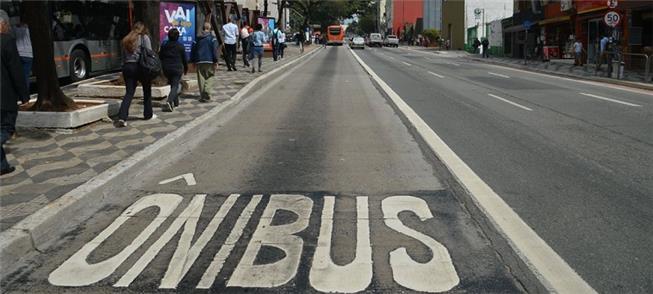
[604,11,621,27]
[607,0,618,9]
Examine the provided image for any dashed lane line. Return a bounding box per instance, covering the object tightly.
[402,61,412,66]
[428,71,445,78]
[579,92,642,107]
[487,94,533,111]
[488,72,510,78]
[349,48,597,294]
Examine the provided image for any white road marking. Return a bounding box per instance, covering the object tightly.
[484,63,653,96]
[402,61,412,66]
[158,173,197,186]
[487,94,533,111]
[350,49,597,294]
[197,195,262,289]
[428,71,445,78]
[387,55,396,60]
[310,196,372,293]
[448,62,461,66]
[383,196,459,292]
[115,194,218,288]
[48,194,183,287]
[488,72,510,78]
[227,195,313,288]
[579,92,642,107]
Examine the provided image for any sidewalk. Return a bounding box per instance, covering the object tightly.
[0,44,316,232]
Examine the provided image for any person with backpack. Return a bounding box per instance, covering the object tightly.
[278,29,286,59]
[116,22,155,128]
[473,38,481,54]
[159,28,187,112]
[481,38,490,58]
[191,22,219,102]
[249,23,267,73]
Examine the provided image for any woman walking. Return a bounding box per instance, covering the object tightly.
[159,28,187,112]
[249,23,267,73]
[116,22,154,128]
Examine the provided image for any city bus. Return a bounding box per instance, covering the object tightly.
[326,25,344,46]
[1,0,130,81]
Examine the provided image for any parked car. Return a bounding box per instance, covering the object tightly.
[368,33,383,47]
[384,35,399,47]
[351,37,365,49]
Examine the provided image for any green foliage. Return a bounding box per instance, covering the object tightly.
[358,13,376,34]
[287,0,374,28]
[423,28,440,42]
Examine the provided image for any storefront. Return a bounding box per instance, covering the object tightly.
[539,1,574,60]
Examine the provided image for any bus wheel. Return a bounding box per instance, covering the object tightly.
[70,49,90,82]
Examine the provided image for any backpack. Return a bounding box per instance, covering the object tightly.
[138,36,161,80]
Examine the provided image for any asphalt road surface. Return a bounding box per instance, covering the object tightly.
[355,46,653,293]
[1,47,535,293]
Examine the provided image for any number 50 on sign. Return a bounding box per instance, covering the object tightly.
[604,11,621,27]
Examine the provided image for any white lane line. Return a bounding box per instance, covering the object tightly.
[349,48,597,294]
[487,94,533,111]
[448,62,461,66]
[402,61,412,66]
[579,92,642,107]
[386,55,396,60]
[488,72,510,78]
[428,71,445,78]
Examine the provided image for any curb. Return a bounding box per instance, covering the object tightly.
[348,48,597,293]
[0,46,322,279]
[467,57,653,91]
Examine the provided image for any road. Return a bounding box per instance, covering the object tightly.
[355,46,653,293]
[1,47,535,292]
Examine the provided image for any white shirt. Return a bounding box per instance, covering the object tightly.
[222,22,239,45]
[13,25,33,58]
[240,27,250,39]
[278,31,286,43]
[573,41,582,53]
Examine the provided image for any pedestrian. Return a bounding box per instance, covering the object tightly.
[278,29,286,59]
[0,9,30,175]
[473,38,481,54]
[191,22,219,102]
[272,25,282,61]
[116,21,154,128]
[573,39,584,66]
[249,23,266,73]
[159,28,187,112]
[597,35,609,71]
[481,38,490,58]
[222,16,239,71]
[297,30,305,53]
[240,22,251,67]
[13,13,31,91]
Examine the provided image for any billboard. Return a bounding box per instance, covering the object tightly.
[160,2,196,58]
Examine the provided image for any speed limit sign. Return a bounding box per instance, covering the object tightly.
[604,11,621,27]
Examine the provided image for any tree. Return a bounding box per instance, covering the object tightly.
[423,28,440,43]
[23,1,76,111]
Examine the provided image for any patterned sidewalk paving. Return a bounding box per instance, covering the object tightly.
[0,45,316,231]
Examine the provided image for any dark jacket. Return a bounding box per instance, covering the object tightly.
[159,40,188,74]
[481,39,489,48]
[1,33,29,112]
[191,32,218,63]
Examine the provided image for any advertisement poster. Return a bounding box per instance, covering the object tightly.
[258,17,275,36]
[160,2,196,58]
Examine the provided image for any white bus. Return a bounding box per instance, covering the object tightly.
[1,0,130,81]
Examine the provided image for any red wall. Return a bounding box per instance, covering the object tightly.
[392,0,423,35]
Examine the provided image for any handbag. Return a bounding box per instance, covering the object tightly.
[138,35,162,80]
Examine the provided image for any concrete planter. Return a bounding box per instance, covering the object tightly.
[76,80,170,99]
[17,99,120,129]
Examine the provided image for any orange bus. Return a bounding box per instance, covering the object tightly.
[326,25,345,46]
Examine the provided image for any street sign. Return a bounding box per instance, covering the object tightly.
[604,11,621,27]
[607,0,618,9]
[523,20,534,30]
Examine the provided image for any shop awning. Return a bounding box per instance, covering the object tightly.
[538,15,571,25]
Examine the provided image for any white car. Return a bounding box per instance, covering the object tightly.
[368,33,383,47]
[384,35,399,47]
[351,37,365,49]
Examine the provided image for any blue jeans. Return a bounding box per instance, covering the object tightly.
[20,56,32,90]
[1,111,18,170]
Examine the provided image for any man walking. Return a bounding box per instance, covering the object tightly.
[278,29,286,59]
[573,39,584,66]
[272,25,281,61]
[222,16,239,71]
[597,35,609,72]
[1,10,30,175]
[191,22,219,102]
[240,22,251,67]
[473,38,481,54]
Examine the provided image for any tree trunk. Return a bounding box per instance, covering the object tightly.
[23,1,76,112]
[133,0,160,49]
